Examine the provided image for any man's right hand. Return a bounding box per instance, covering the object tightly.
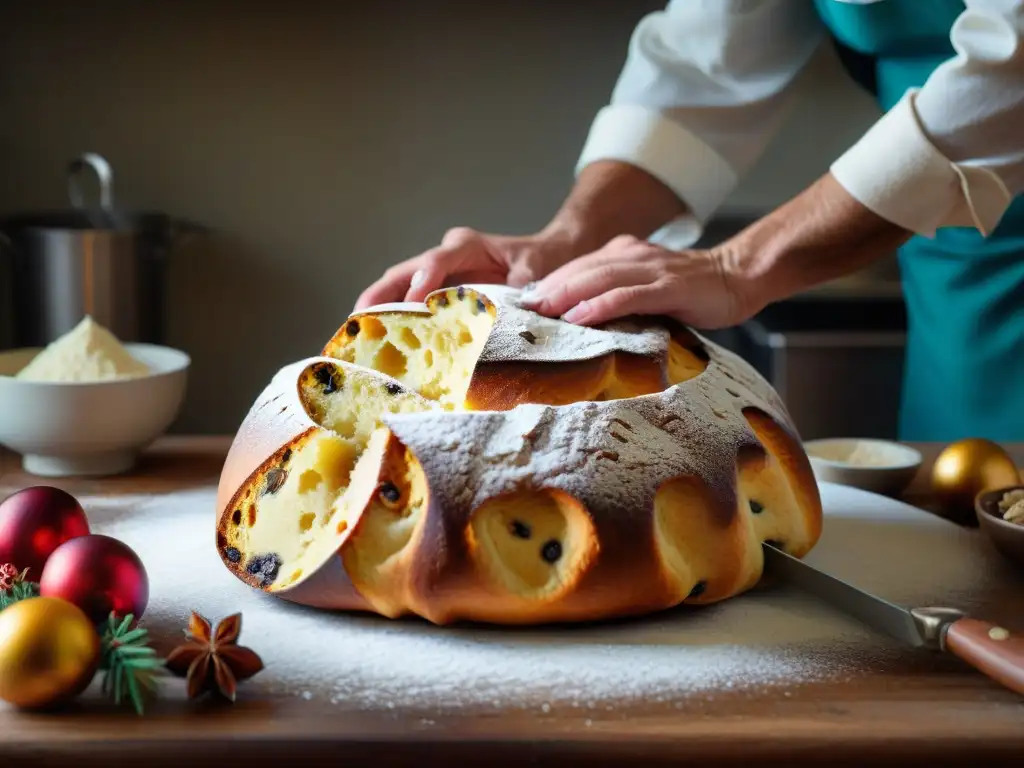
[353,226,575,311]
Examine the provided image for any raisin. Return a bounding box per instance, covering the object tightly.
[688,580,707,599]
[385,382,403,395]
[224,547,242,563]
[518,330,537,344]
[456,287,466,300]
[313,363,341,394]
[509,520,531,539]
[378,481,401,507]
[437,296,449,307]
[263,467,287,496]
[281,448,292,463]
[749,500,764,515]
[541,539,562,563]
[231,508,242,526]
[246,553,282,587]
[476,298,486,313]
[346,320,360,336]
[765,539,785,551]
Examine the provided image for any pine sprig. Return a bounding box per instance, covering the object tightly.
[99,612,166,716]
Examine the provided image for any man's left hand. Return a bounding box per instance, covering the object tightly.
[516,234,757,330]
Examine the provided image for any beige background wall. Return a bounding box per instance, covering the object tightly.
[0,1,881,434]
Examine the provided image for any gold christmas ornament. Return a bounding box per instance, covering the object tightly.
[0,596,101,709]
[931,438,1021,516]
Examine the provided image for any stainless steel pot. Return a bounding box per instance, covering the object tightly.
[0,153,199,348]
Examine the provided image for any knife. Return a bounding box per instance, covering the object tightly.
[761,542,1024,695]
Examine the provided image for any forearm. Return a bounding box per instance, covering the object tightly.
[556,2,825,255]
[539,160,687,257]
[721,173,913,310]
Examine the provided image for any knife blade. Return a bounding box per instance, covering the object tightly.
[761,542,1024,695]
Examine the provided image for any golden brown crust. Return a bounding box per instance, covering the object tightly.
[214,364,310,517]
[215,284,824,626]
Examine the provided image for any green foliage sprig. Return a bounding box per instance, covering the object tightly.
[99,612,166,716]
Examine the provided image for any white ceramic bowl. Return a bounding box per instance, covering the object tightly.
[803,437,923,497]
[0,344,190,477]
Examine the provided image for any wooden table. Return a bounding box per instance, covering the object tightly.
[0,437,1022,767]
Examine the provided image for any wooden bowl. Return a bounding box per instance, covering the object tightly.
[974,485,1024,569]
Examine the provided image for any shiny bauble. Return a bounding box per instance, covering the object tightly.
[931,438,1021,516]
[0,596,101,709]
[0,486,90,581]
[39,534,149,625]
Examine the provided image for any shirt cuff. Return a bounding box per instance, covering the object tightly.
[575,103,739,230]
[830,90,1013,238]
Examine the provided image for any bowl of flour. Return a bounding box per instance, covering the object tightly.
[0,316,189,477]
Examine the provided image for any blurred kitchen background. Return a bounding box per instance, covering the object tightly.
[0,1,906,439]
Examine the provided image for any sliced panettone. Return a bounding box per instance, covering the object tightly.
[217,283,822,625]
[216,357,436,613]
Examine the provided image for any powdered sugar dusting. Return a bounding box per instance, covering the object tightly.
[385,396,731,517]
[55,481,1014,713]
[464,284,671,364]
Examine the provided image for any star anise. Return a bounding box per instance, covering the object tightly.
[165,611,264,701]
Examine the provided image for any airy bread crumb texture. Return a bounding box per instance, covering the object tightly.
[216,284,822,625]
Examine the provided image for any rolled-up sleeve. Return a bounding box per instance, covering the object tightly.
[830,0,1024,237]
[576,0,827,243]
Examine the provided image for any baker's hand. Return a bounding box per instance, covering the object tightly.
[517,235,757,330]
[354,227,573,311]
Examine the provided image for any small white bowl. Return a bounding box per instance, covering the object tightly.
[0,344,190,477]
[803,437,923,497]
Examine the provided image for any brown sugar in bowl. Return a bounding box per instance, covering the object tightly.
[974,485,1024,569]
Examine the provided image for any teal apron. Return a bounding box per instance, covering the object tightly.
[814,0,1024,441]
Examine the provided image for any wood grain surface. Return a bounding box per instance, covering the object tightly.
[0,436,1022,768]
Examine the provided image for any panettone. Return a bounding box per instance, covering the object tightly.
[215,284,822,625]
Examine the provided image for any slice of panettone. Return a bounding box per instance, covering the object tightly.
[216,357,437,615]
[216,284,822,625]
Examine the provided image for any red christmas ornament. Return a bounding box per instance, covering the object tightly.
[0,486,90,580]
[39,534,148,625]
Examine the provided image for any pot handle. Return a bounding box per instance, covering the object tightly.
[67,152,114,212]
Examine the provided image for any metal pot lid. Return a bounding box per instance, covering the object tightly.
[0,153,190,236]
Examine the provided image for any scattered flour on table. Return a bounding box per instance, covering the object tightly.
[71,482,1006,712]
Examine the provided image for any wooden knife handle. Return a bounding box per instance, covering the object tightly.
[945,618,1024,695]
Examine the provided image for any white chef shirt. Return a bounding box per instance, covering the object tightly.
[576,0,1024,247]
